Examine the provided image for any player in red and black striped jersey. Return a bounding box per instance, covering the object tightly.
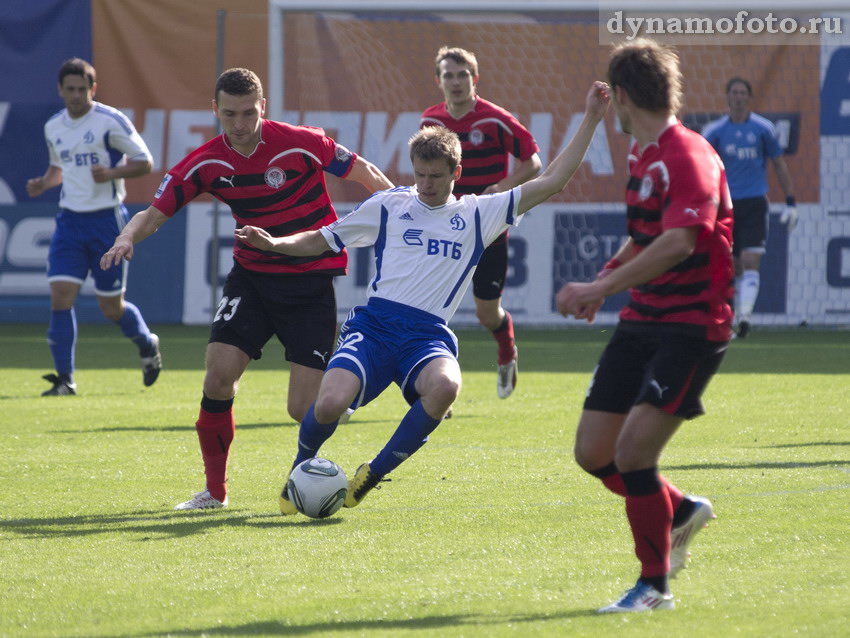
[420,47,541,400]
[102,68,392,511]
[555,41,733,613]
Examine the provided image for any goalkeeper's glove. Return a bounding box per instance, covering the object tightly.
[780,196,798,231]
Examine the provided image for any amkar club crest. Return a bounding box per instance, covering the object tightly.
[468,129,484,146]
[264,166,286,189]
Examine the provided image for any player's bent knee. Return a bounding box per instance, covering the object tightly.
[574,446,603,474]
[202,371,240,400]
[426,375,461,407]
[313,394,349,424]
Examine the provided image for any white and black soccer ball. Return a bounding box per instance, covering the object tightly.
[287,458,348,519]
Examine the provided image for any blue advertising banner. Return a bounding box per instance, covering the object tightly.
[0,0,92,205]
[0,203,186,324]
[551,210,788,315]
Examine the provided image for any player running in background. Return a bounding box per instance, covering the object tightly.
[702,78,797,338]
[420,46,541,399]
[101,68,392,510]
[237,81,608,515]
[26,58,161,397]
[556,40,732,613]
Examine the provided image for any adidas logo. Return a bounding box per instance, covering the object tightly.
[398,212,414,221]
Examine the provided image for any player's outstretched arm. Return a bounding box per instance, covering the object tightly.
[235,226,330,256]
[517,82,610,215]
[100,206,169,269]
[556,227,697,322]
[344,156,394,193]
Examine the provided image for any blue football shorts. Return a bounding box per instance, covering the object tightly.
[47,206,129,296]
[328,297,459,410]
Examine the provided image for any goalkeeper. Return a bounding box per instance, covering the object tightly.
[702,78,797,338]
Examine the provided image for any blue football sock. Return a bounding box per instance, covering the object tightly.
[293,404,339,466]
[116,302,153,354]
[370,399,441,476]
[48,308,77,378]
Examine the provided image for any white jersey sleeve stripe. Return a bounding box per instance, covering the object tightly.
[505,189,516,226]
[442,207,485,309]
[321,227,345,252]
[370,205,390,292]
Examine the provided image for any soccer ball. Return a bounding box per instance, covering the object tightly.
[287,458,348,518]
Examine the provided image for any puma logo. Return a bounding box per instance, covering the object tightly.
[313,350,328,363]
[219,175,235,187]
[649,379,669,398]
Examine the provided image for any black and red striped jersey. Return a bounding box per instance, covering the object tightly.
[620,122,734,342]
[152,119,356,276]
[420,97,539,196]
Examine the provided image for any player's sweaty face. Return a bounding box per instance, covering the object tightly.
[413,157,458,207]
[58,75,94,118]
[437,59,477,108]
[215,91,265,153]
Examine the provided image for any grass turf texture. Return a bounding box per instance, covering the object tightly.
[1,323,848,637]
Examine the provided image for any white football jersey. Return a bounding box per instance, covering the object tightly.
[44,102,151,212]
[321,185,523,322]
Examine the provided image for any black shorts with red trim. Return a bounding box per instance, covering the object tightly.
[209,263,337,370]
[583,321,729,420]
[472,230,509,300]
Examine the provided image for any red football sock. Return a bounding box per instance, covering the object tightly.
[622,468,674,578]
[601,472,627,496]
[662,476,684,512]
[594,464,684,511]
[195,407,235,502]
[493,311,516,365]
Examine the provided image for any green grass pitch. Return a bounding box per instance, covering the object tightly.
[1,323,848,636]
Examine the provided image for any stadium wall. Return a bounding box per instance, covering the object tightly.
[1,2,848,326]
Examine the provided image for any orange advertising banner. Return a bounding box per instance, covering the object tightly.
[92,3,818,205]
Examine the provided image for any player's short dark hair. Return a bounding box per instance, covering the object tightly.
[608,38,682,114]
[726,77,752,95]
[215,68,264,102]
[58,58,96,87]
[435,46,479,77]
[409,126,462,172]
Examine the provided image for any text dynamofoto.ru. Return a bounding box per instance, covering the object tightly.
[605,10,843,42]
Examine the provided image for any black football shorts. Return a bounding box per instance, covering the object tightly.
[209,264,337,370]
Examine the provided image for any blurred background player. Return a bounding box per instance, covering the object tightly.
[26,58,161,397]
[420,46,541,399]
[702,77,797,338]
[556,40,732,613]
[237,81,607,514]
[101,68,392,510]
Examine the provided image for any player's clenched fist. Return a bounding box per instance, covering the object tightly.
[235,225,276,251]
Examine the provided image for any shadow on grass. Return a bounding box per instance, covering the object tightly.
[666,460,850,471]
[763,441,850,448]
[114,608,601,637]
[52,421,295,434]
[51,417,405,435]
[0,509,340,540]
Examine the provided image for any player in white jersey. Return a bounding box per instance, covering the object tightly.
[236,81,609,513]
[26,58,161,396]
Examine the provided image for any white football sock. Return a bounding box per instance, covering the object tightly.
[738,269,760,320]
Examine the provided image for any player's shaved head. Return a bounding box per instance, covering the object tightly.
[215,68,264,102]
